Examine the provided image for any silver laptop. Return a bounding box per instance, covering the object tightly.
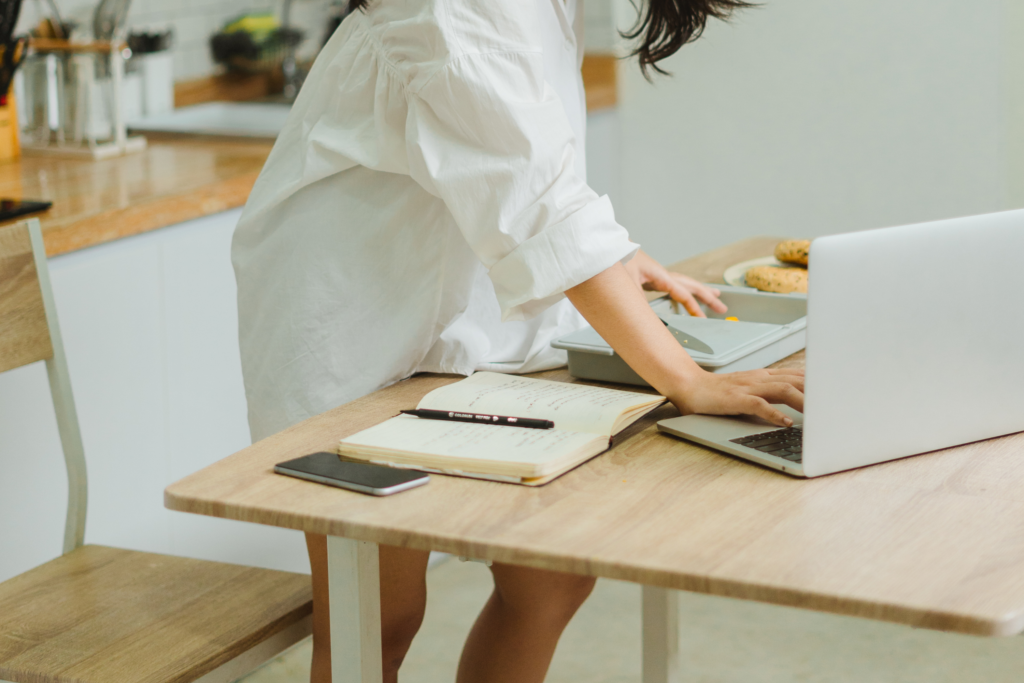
[657,209,1024,477]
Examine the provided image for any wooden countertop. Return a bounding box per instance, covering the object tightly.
[0,136,274,257]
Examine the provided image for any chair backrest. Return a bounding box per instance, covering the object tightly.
[0,220,53,372]
[0,219,88,553]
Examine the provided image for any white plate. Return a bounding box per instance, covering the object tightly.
[723,256,788,288]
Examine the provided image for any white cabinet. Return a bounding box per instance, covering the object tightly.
[0,209,309,583]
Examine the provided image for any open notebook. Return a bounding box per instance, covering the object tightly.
[337,372,666,485]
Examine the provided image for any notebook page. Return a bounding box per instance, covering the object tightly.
[341,416,600,468]
[417,372,664,436]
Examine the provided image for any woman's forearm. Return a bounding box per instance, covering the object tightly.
[565,261,804,427]
[565,262,700,403]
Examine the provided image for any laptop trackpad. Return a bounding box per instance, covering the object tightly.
[657,405,804,443]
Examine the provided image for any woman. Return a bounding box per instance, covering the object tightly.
[232,0,801,680]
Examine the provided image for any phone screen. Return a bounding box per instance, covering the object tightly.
[274,452,429,496]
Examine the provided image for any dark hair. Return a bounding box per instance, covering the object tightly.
[345,0,751,79]
[624,0,755,78]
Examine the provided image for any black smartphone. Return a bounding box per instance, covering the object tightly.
[274,452,429,496]
[0,199,53,221]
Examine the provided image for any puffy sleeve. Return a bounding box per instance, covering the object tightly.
[406,50,638,322]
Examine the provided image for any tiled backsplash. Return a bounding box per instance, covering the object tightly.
[16,0,333,81]
[15,0,622,83]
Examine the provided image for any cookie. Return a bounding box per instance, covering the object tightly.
[774,239,811,266]
[744,265,808,294]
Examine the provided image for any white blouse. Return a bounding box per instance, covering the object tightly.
[232,0,638,441]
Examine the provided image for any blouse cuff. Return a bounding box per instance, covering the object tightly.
[488,195,639,322]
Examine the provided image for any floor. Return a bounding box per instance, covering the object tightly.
[240,557,1024,683]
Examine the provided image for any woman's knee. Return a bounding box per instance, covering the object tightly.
[307,539,429,675]
[491,564,596,625]
[380,588,427,653]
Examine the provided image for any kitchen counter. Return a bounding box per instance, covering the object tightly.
[0,136,274,257]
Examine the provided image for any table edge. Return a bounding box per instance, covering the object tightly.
[163,487,1023,637]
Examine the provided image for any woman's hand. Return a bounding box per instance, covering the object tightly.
[624,250,728,317]
[669,368,805,427]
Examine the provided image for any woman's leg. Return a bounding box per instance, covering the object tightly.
[456,563,596,683]
[305,533,430,683]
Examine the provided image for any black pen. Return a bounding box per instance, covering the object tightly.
[400,409,554,430]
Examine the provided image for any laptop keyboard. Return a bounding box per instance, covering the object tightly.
[730,427,803,463]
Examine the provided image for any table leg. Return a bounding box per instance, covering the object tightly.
[642,585,679,683]
[327,536,383,683]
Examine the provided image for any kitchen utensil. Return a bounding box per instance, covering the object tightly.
[44,0,66,38]
[0,0,24,103]
[0,36,27,103]
[92,0,131,41]
[0,0,24,45]
[658,317,715,355]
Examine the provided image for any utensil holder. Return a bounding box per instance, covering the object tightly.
[19,38,146,159]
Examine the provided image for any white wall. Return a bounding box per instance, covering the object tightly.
[583,0,619,53]
[586,108,621,200]
[612,0,1024,264]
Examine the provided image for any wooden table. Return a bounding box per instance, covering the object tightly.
[166,238,1024,683]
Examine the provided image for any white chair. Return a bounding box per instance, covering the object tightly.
[0,219,312,683]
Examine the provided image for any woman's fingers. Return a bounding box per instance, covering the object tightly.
[675,275,728,313]
[665,283,706,317]
[743,395,794,427]
[766,367,804,376]
[761,368,804,391]
[751,382,804,413]
[785,376,805,393]
[634,264,727,317]
[760,368,804,392]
